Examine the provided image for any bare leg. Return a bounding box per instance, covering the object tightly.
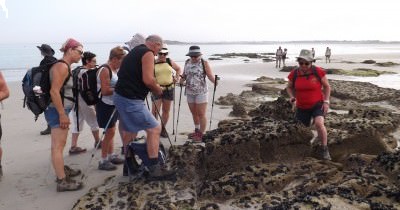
[101,127,116,159]
[151,100,162,120]
[91,130,100,142]
[51,128,68,179]
[70,133,79,148]
[314,116,327,146]
[188,103,199,127]
[161,100,172,127]
[146,125,162,158]
[196,103,208,133]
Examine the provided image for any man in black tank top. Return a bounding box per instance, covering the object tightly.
[114,35,176,180]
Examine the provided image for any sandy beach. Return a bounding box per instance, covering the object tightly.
[1,53,400,210]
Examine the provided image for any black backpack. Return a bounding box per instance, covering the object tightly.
[22,60,71,120]
[73,64,111,106]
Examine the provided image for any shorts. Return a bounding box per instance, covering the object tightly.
[70,96,99,133]
[114,93,159,133]
[95,100,119,129]
[295,102,324,126]
[44,107,72,129]
[186,93,208,104]
[152,87,174,101]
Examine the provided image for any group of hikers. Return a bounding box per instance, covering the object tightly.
[0,35,332,193]
[14,34,218,192]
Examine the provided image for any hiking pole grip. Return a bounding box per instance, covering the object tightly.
[209,75,219,130]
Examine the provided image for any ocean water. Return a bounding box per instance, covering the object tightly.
[1,42,400,83]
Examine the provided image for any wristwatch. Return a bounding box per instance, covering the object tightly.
[323,100,330,104]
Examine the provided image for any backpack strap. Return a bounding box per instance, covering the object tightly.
[291,65,322,90]
[97,64,113,99]
[56,60,75,103]
[166,58,172,67]
[200,58,206,80]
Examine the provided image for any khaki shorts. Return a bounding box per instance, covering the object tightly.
[186,93,208,104]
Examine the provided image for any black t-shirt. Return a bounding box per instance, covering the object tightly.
[115,44,152,100]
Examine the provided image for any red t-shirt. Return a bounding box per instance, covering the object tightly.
[288,67,326,109]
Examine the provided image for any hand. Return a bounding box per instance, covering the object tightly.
[155,86,163,96]
[322,102,329,115]
[59,113,70,130]
[289,97,296,104]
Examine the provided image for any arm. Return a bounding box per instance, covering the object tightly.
[204,60,217,84]
[99,68,114,96]
[170,60,182,82]
[49,63,70,129]
[321,76,331,114]
[0,72,10,101]
[286,80,296,103]
[142,52,163,96]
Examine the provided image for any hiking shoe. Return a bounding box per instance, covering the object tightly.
[64,165,81,178]
[147,164,176,181]
[69,146,87,155]
[94,141,102,149]
[40,125,51,135]
[192,132,203,143]
[56,177,83,192]
[187,129,200,139]
[160,127,168,138]
[109,154,124,165]
[322,146,332,160]
[98,160,117,171]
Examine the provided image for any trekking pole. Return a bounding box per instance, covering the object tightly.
[174,83,183,142]
[172,83,176,135]
[81,108,117,180]
[145,96,150,110]
[209,75,220,130]
[150,92,173,146]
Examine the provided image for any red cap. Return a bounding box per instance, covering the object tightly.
[60,38,83,52]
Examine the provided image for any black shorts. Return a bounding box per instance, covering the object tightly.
[152,87,174,101]
[95,100,119,129]
[295,102,324,126]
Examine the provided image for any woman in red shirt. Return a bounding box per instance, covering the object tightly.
[286,49,332,160]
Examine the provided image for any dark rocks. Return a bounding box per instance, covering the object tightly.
[361,59,376,64]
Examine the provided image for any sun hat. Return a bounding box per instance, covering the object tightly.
[159,43,169,54]
[186,45,202,57]
[37,44,55,56]
[296,49,315,62]
[125,33,145,51]
[60,38,83,52]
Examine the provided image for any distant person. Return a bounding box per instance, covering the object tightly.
[311,47,315,58]
[181,46,218,142]
[286,49,332,160]
[152,44,182,137]
[114,35,176,180]
[96,46,126,171]
[325,47,331,63]
[275,46,283,68]
[68,51,100,155]
[282,48,288,67]
[0,71,10,181]
[45,38,84,191]
[37,44,57,135]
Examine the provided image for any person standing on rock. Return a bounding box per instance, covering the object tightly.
[286,49,332,160]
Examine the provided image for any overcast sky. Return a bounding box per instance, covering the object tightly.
[0,0,399,44]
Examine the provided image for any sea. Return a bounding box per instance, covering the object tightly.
[1,42,400,87]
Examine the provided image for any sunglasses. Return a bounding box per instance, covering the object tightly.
[298,61,310,66]
[158,53,168,56]
[190,55,199,58]
[74,49,84,55]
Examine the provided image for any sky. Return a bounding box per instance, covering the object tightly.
[0,0,400,44]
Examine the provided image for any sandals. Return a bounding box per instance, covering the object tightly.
[69,146,87,155]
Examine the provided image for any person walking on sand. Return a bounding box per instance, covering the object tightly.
[0,71,10,181]
[68,51,100,155]
[152,43,182,138]
[96,46,126,171]
[325,47,331,63]
[286,49,332,160]
[114,35,176,180]
[45,38,84,191]
[282,48,288,67]
[37,44,57,135]
[181,46,218,142]
[275,46,283,68]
